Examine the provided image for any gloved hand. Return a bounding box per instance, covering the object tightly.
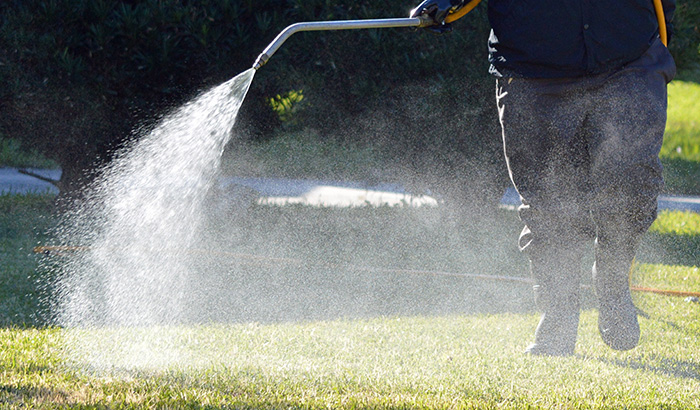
[410,0,466,34]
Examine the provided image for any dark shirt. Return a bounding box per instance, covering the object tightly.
[487,0,675,78]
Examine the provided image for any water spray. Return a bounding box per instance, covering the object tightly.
[36,246,700,299]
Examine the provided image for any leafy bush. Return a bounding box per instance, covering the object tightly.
[0,137,59,168]
[670,0,700,72]
[0,0,290,194]
[0,0,286,93]
[0,0,697,201]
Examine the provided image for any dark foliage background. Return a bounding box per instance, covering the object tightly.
[0,0,698,202]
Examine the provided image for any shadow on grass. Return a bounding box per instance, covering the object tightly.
[17,203,536,328]
[0,382,87,408]
[662,157,700,196]
[599,356,700,382]
[7,193,697,328]
[181,204,534,324]
[176,262,537,325]
[0,194,57,328]
[676,68,700,84]
[638,232,700,267]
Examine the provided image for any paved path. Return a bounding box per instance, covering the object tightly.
[0,168,60,195]
[2,167,699,212]
[218,176,439,208]
[500,187,700,213]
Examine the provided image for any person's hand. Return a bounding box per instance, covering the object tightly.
[410,0,464,33]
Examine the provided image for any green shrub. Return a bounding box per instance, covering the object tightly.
[0,0,290,195]
[670,0,700,72]
[0,0,697,200]
[0,137,59,168]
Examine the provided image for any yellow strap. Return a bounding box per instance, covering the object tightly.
[444,0,483,24]
[653,0,668,46]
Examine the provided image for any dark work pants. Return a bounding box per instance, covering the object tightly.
[496,39,676,305]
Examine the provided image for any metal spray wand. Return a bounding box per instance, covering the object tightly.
[252,16,433,71]
[251,0,486,70]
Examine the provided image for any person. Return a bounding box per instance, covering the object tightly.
[410,0,676,356]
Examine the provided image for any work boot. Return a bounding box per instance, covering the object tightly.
[525,283,580,356]
[519,226,586,357]
[593,238,640,351]
[594,261,640,351]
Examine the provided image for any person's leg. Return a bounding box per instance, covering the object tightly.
[496,77,593,356]
[586,39,675,350]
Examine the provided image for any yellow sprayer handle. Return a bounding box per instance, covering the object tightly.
[444,0,483,24]
[653,0,668,46]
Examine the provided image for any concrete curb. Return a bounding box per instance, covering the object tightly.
[500,187,700,213]
[2,168,699,212]
[217,177,439,208]
[0,168,61,195]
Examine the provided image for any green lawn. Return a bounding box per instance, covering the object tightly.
[0,194,55,327]
[2,295,699,409]
[1,194,699,409]
[662,79,700,194]
[1,75,699,409]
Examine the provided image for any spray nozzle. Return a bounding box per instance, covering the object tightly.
[253,54,270,71]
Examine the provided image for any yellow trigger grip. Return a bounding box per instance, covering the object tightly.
[444,0,483,24]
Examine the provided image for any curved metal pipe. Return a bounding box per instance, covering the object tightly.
[252,17,431,70]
